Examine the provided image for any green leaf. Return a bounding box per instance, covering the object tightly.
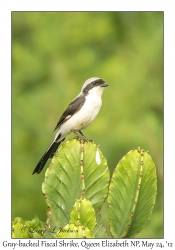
[83,142,110,211]
[42,139,82,233]
[93,209,110,238]
[81,141,110,238]
[12,216,45,238]
[12,220,29,238]
[108,148,157,238]
[42,139,110,237]
[70,197,96,231]
[55,223,94,238]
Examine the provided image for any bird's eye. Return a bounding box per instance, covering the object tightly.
[93,81,96,85]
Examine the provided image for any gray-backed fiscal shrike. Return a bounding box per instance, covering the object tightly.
[32,77,108,174]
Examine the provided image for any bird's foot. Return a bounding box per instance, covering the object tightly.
[74,135,81,140]
[88,139,94,143]
[72,130,91,142]
[73,135,89,142]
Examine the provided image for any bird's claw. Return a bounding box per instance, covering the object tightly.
[72,130,92,142]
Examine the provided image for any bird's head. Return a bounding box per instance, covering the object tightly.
[81,77,109,96]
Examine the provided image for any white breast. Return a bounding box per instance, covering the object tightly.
[57,94,102,139]
[54,85,106,141]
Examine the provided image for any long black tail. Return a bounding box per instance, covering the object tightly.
[32,138,65,175]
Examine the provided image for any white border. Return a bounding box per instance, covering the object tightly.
[1,0,175,247]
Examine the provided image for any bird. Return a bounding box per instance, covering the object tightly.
[32,77,108,174]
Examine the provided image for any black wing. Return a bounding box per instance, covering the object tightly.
[53,94,85,131]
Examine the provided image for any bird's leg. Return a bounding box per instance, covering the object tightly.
[79,130,93,142]
[79,131,94,142]
[72,130,93,142]
[72,130,88,141]
[72,130,81,140]
[78,131,88,140]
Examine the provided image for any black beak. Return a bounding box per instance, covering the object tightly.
[101,83,109,87]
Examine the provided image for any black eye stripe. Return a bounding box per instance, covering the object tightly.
[92,79,105,86]
[82,78,105,95]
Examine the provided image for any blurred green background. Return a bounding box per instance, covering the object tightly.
[12,12,163,238]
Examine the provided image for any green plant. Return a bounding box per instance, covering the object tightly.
[12,139,157,238]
